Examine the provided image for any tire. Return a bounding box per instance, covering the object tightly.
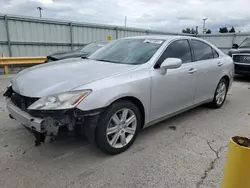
[209,78,228,109]
[96,100,141,155]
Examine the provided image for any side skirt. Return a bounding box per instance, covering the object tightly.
[144,99,213,128]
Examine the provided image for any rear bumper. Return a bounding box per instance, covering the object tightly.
[6,99,44,133]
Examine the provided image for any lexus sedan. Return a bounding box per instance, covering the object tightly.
[45,41,109,63]
[228,37,250,76]
[4,35,234,154]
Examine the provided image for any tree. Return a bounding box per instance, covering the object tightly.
[206,29,211,34]
[219,27,228,33]
[182,28,196,34]
[182,28,190,34]
[229,27,235,33]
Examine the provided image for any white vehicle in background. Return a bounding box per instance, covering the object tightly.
[4,35,234,154]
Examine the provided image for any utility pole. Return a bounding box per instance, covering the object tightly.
[37,7,43,18]
[125,16,127,27]
[202,18,208,34]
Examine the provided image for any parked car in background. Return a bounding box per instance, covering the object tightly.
[228,37,250,76]
[45,41,110,63]
[5,36,234,154]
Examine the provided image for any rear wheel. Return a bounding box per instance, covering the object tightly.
[209,78,228,108]
[96,100,141,155]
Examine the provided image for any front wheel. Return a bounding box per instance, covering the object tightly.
[209,78,228,108]
[96,100,141,155]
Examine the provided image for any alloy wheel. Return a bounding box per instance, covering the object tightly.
[215,82,227,105]
[106,108,137,148]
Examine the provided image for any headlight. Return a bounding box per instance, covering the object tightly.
[28,90,91,110]
[3,83,12,97]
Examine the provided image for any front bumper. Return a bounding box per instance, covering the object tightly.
[6,98,103,146]
[6,99,44,133]
[235,64,250,75]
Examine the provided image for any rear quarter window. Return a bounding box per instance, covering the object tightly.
[212,48,219,58]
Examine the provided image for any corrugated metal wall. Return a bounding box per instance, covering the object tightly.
[1,14,249,57]
[0,14,188,57]
[0,16,8,56]
[198,33,250,53]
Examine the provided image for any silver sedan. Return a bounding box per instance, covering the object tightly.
[5,35,234,154]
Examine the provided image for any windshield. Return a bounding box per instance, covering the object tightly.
[88,39,164,65]
[240,38,250,48]
[78,41,109,53]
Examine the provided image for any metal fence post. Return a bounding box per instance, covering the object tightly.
[69,22,73,50]
[4,15,12,57]
[115,27,118,39]
[232,33,236,47]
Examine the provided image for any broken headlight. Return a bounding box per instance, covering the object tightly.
[28,90,91,110]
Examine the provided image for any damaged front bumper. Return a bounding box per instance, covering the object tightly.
[7,99,48,145]
[6,98,103,146]
[7,99,44,132]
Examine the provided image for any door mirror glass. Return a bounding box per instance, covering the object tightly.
[160,58,182,69]
[232,43,239,49]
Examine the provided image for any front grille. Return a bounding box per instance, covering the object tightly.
[233,55,250,64]
[11,92,39,112]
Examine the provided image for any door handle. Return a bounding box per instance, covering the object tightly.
[217,62,223,67]
[188,68,197,74]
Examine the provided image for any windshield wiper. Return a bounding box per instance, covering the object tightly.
[93,59,118,63]
[89,59,139,65]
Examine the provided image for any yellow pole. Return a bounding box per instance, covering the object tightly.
[2,52,8,75]
[4,65,8,75]
[221,136,250,188]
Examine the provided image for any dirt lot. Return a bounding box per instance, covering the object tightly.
[0,75,249,188]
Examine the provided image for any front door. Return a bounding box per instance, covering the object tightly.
[150,39,196,122]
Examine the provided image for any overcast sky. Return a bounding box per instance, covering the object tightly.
[1,0,250,33]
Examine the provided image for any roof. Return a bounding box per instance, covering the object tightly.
[126,35,196,40]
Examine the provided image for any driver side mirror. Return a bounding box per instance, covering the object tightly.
[232,43,239,49]
[160,58,182,69]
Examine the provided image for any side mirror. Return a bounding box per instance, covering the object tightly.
[160,58,182,69]
[232,43,239,49]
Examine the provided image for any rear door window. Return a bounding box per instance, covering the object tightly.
[190,40,214,61]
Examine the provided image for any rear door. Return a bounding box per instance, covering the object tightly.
[190,39,223,103]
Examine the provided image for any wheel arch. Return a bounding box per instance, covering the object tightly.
[106,96,146,129]
[221,75,230,89]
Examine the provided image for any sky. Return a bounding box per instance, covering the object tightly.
[1,0,250,33]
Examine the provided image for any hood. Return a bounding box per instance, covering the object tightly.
[228,48,250,56]
[11,59,140,97]
[47,51,89,60]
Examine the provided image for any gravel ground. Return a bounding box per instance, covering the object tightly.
[0,75,249,188]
